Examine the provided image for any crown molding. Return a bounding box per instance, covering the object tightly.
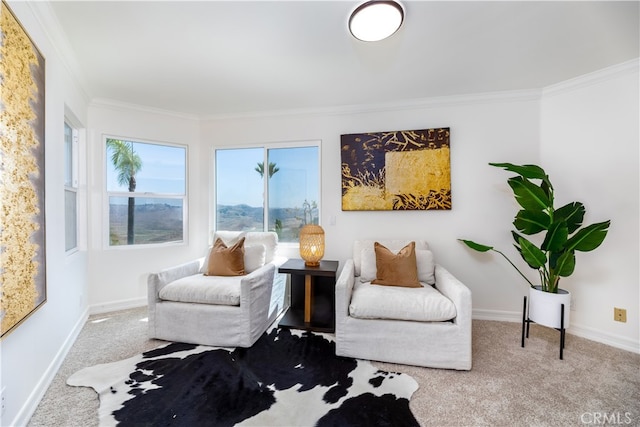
[542,58,639,98]
[201,88,543,122]
[89,98,200,121]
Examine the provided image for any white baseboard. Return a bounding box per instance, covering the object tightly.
[11,308,89,427]
[568,324,640,355]
[473,308,521,323]
[89,297,147,315]
[473,309,640,354]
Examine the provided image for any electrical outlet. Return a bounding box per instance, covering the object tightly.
[1,387,6,416]
[614,307,627,323]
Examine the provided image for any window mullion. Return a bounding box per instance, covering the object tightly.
[263,148,269,232]
[72,128,79,188]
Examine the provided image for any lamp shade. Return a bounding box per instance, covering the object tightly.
[299,225,325,267]
[349,0,404,42]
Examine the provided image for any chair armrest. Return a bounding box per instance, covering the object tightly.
[335,259,356,322]
[434,264,472,326]
[239,263,276,333]
[147,259,202,304]
[239,263,276,299]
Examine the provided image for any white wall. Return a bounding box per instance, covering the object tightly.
[1,2,89,426]
[540,60,639,351]
[86,103,203,312]
[200,92,542,318]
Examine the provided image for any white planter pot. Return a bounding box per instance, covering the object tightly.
[529,286,571,329]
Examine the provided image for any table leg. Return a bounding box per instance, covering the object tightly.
[304,274,313,323]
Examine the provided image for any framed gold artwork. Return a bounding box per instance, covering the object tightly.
[341,128,451,211]
[1,1,47,338]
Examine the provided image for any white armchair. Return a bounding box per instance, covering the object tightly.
[147,231,287,348]
[335,239,472,370]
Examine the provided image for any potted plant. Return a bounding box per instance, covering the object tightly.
[459,163,610,329]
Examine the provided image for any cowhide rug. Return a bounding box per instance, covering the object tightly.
[68,328,419,426]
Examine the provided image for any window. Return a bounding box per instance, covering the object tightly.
[64,121,78,252]
[215,143,320,243]
[105,137,187,246]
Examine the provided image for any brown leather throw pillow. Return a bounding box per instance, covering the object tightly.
[371,241,421,288]
[205,237,246,276]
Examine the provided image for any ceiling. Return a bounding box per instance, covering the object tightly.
[48,1,639,117]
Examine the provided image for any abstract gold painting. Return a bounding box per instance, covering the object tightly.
[1,1,47,338]
[341,128,451,211]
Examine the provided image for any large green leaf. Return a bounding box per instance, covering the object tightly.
[458,239,493,252]
[541,179,553,200]
[566,220,611,252]
[511,231,523,245]
[511,232,530,267]
[507,176,551,211]
[513,210,550,235]
[518,236,546,269]
[491,162,554,192]
[554,202,585,233]
[490,163,547,180]
[553,250,576,277]
[541,221,568,252]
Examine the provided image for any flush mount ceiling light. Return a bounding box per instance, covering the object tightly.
[349,0,404,42]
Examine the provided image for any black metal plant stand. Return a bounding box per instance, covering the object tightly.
[521,296,566,360]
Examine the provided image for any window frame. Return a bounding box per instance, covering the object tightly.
[212,140,322,247]
[103,135,189,249]
[64,120,79,254]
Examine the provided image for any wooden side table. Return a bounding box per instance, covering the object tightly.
[278,259,338,333]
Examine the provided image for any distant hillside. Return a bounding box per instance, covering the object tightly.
[109,202,318,245]
[216,204,263,230]
[216,204,318,241]
[109,203,183,245]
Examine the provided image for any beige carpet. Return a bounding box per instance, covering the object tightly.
[28,307,639,427]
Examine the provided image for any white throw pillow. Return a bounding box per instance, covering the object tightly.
[359,247,378,283]
[245,232,277,264]
[359,247,436,285]
[416,249,436,285]
[244,244,266,273]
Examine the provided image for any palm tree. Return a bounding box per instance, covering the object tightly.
[302,199,318,225]
[106,139,142,244]
[255,162,280,178]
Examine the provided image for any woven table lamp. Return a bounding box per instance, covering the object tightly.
[299,224,325,266]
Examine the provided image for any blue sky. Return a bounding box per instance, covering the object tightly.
[106,140,186,194]
[216,146,319,208]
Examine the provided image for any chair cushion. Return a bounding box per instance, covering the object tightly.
[360,247,436,285]
[159,274,242,306]
[349,281,456,322]
[371,242,420,287]
[205,238,245,276]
